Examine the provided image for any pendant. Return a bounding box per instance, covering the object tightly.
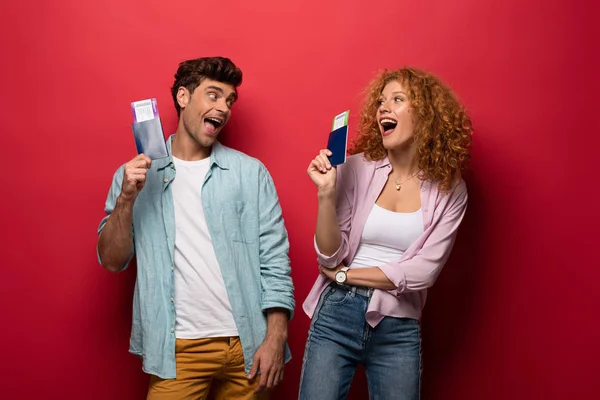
[395,184,401,191]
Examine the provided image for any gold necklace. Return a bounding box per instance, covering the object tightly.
[392,171,419,191]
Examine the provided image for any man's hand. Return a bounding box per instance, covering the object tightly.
[97,154,150,273]
[248,336,285,393]
[120,154,152,202]
[248,309,288,393]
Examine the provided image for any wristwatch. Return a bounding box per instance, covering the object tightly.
[335,267,350,285]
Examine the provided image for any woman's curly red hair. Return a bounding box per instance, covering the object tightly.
[350,67,473,192]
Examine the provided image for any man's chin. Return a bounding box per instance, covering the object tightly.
[196,131,219,147]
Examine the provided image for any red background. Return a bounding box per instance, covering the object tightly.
[1,0,599,398]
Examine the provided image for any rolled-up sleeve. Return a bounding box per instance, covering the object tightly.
[96,165,134,269]
[378,181,468,295]
[314,162,355,268]
[257,165,295,319]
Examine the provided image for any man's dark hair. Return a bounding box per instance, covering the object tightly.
[171,57,243,116]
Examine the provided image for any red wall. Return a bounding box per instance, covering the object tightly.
[1,1,598,398]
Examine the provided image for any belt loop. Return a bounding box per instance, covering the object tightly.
[350,286,357,297]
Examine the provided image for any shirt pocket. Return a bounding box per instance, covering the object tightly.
[220,200,257,244]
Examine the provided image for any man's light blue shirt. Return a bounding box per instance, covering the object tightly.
[97,135,295,379]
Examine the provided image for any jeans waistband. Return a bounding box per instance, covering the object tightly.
[331,282,374,298]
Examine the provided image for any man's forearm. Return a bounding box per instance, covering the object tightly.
[97,196,135,273]
[265,308,289,343]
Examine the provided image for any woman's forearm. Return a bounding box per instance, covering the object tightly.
[346,267,396,290]
[314,188,342,256]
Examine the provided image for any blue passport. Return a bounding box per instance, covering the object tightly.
[327,125,348,166]
[131,117,168,160]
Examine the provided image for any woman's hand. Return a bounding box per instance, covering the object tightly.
[307,149,337,191]
[319,264,345,281]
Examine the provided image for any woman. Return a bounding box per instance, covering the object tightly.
[299,67,473,400]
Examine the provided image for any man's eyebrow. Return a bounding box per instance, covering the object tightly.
[205,85,224,94]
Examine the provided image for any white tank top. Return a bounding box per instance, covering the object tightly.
[348,204,424,269]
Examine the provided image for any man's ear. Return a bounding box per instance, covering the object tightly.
[177,87,190,111]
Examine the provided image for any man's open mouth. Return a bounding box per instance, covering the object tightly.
[204,117,223,129]
[204,117,224,135]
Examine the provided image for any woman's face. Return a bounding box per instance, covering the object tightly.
[376,80,415,151]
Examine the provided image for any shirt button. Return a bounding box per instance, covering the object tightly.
[170,327,174,333]
[171,266,174,270]
[163,178,168,183]
[421,187,426,192]
[170,297,174,302]
[170,162,174,168]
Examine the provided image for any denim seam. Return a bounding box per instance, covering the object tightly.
[299,285,332,398]
[418,323,423,400]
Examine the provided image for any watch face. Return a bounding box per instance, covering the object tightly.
[335,271,345,283]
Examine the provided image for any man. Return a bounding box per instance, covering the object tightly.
[97,57,295,399]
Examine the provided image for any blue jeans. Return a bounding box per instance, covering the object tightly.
[299,283,422,400]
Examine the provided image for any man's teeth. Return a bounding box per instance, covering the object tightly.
[206,117,222,125]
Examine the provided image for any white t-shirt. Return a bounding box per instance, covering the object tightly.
[171,156,238,339]
[349,204,424,269]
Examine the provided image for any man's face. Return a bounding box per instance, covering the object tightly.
[176,78,237,147]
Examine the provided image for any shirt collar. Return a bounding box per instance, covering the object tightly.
[375,156,391,169]
[373,155,426,188]
[155,134,229,171]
